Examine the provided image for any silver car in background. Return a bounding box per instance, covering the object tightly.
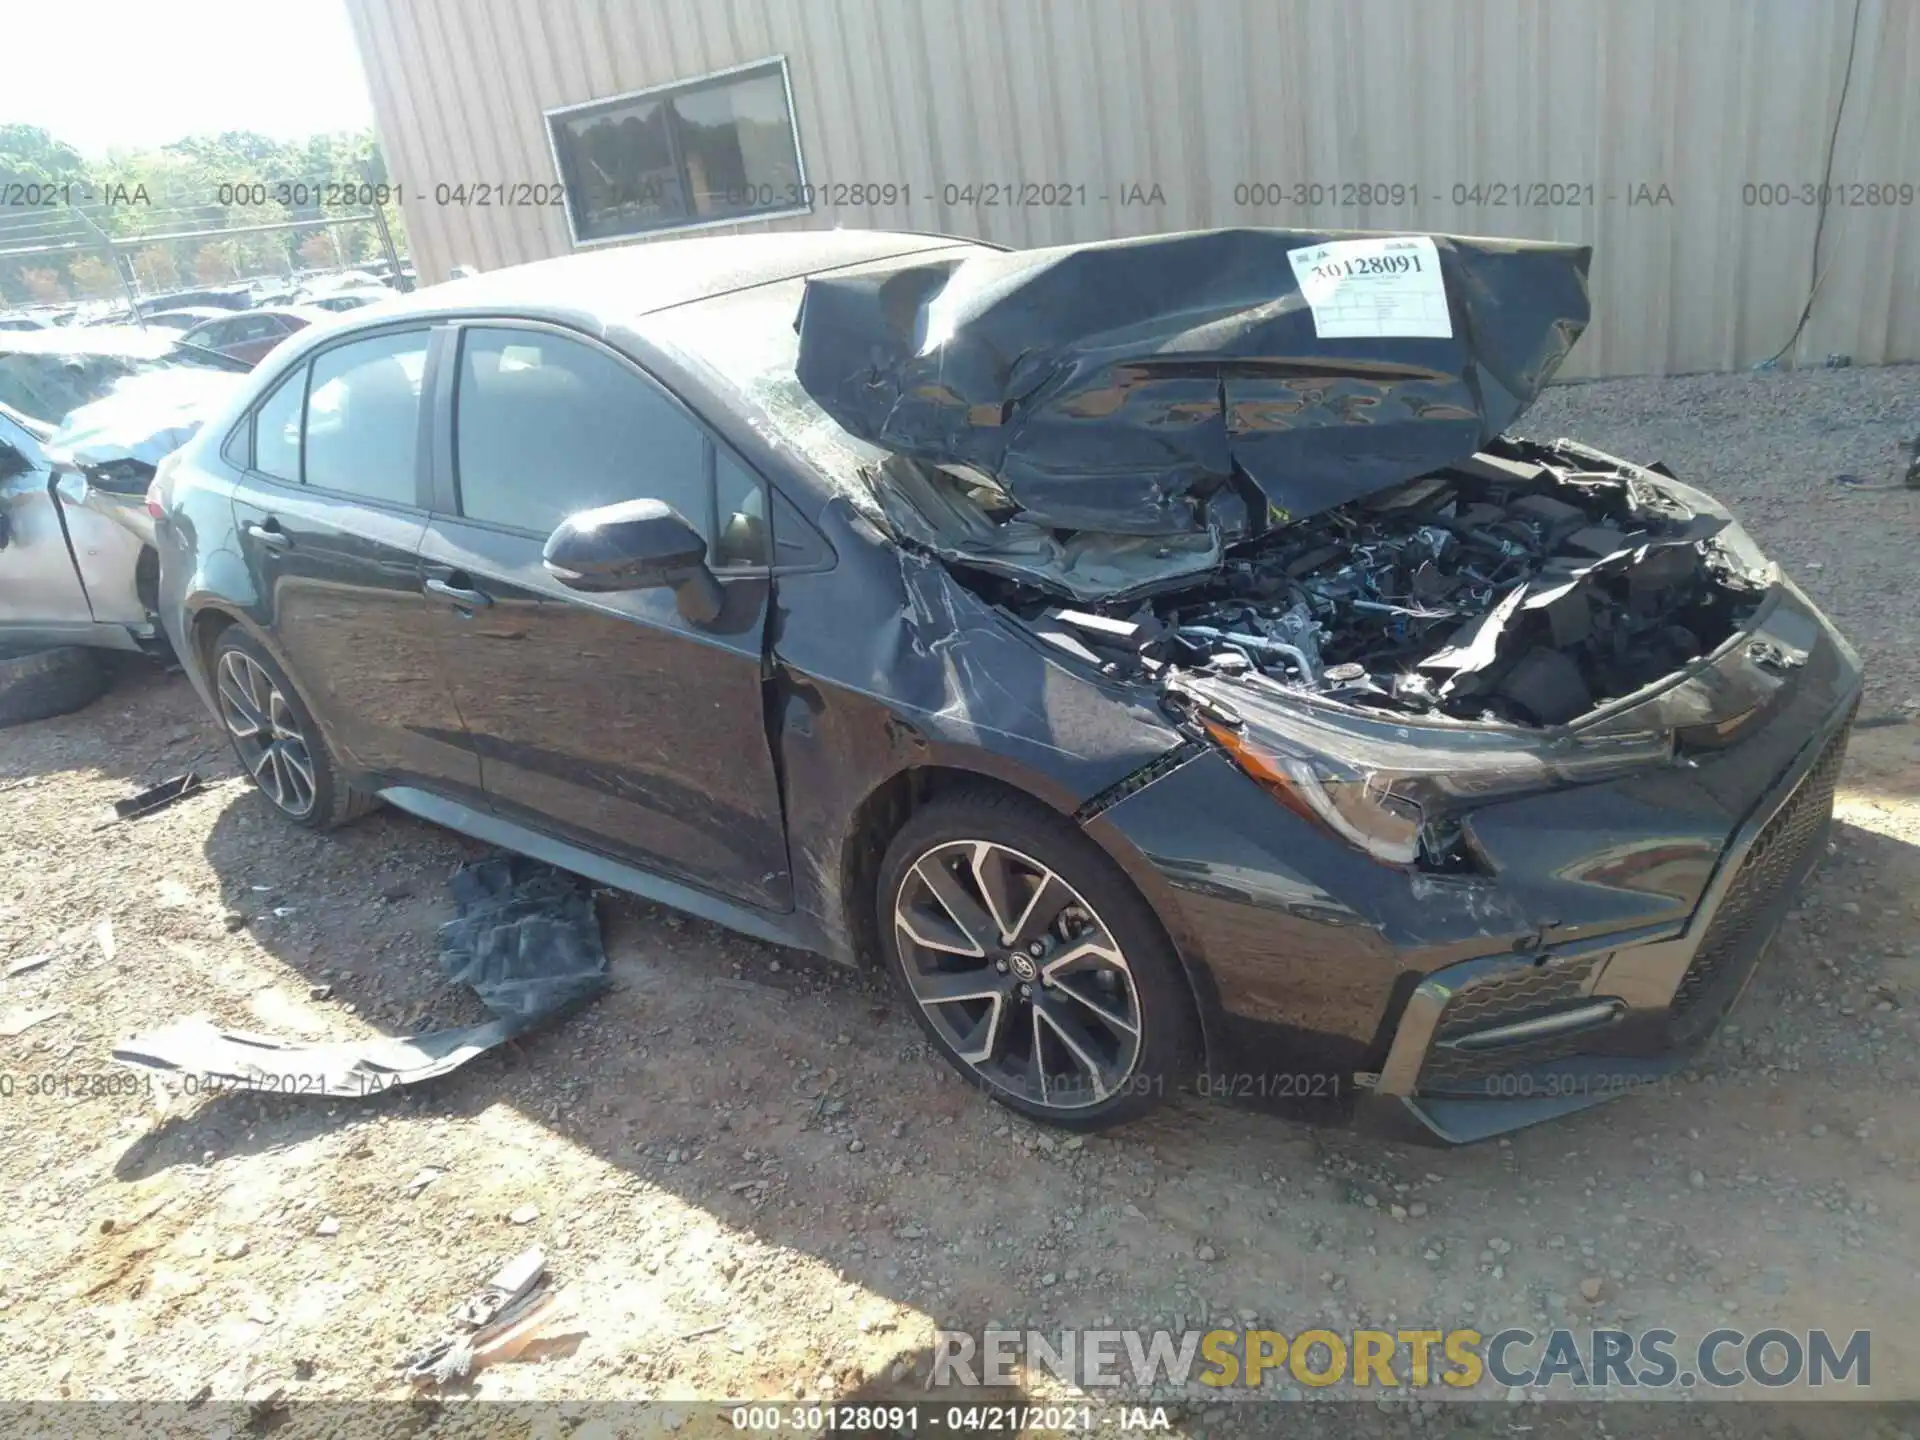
[0,328,246,724]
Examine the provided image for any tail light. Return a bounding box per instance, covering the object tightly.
[146,452,181,521]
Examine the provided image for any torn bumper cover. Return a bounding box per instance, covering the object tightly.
[112,856,609,1097]
[794,227,1591,537]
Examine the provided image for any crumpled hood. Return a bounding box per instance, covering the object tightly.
[45,367,245,470]
[794,228,1591,536]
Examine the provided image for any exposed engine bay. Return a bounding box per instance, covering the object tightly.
[1027,438,1769,727]
[790,227,1772,729]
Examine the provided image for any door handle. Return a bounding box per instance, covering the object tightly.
[425,575,493,608]
[246,520,291,551]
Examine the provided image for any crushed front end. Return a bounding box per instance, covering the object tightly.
[1057,452,1861,1139]
[789,226,1865,1139]
[1080,568,1860,1141]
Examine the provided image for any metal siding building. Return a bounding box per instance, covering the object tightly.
[343,0,1920,378]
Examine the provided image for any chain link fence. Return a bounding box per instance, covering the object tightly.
[0,172,408,317]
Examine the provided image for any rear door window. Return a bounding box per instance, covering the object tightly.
[228,315,278,342]
[185,319,230,349]
[452,326,710,538]
[302,329,429,505]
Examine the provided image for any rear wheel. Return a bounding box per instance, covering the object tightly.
[211,629,374,829]
[876,787,1196,1129]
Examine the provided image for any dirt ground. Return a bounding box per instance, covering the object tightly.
[3,368,1919,1434]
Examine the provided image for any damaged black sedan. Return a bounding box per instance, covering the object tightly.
[153,228,1860,1142]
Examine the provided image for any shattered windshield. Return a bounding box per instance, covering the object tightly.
[645,262,1243,600]
[646,276,895,514]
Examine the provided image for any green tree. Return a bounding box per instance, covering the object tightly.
[68,253,119,296]
[193,243,237,283]
[2,124,410,302]
[0,124,88,192]
[20,267,67,302]
[128,247,180,292]
[296,231,340,269]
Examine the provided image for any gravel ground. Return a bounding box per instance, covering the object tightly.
[1,365,1918,1436]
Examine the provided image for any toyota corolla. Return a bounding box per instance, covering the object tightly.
[150,229,1861,1141]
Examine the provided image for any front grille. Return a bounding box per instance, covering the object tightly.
[1667,713,1853,1044]
[1418,954,1601,1091]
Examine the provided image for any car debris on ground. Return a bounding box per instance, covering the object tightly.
[110,855,610,1096]
[0,1004,64,1037]
[396,1246,564,1386]
[109,771,205,822]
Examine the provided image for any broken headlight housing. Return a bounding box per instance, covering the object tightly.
[1201,714,1428,863]
[1180,674,1673,867]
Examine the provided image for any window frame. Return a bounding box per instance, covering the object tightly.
[438,317,775,574]
[223,322,440,513]
[543,55,811,247]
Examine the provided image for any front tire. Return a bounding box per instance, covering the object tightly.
[210,628,373,829]
[876,786,1196,1129]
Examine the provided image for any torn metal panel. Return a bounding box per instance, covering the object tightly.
[866,454,1224,603]
[794,228,1591,538]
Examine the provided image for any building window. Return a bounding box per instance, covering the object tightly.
[546,57,807,245]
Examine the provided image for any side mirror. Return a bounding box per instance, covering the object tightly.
[542,498,724,623]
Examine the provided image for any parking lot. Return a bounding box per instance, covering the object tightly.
[2,363,1919,1428]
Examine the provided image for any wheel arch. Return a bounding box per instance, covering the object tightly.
[186,602,348,770]
[836,759,1220,1074]
[188,603,244,676]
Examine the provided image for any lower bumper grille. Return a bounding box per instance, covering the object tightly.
[1667,711,1853,1043]
[1418,954,1601,1091]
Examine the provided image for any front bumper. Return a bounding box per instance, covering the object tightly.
[1364,684,1856,1143]
[1091,577,1863,1143]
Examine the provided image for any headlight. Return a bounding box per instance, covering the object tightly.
[1185,675,1673,867]
[1202,715,1426,863]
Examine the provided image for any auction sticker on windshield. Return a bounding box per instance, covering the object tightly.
[1286,235,1452,339]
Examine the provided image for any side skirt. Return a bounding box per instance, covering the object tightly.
[378,786,823,956]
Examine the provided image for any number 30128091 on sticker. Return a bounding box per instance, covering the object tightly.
[1285,234,1452,339]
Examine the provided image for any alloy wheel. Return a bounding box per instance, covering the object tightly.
[893,839,1143,1110]
[216,649,317,818]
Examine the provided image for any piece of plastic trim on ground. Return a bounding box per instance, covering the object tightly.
[109,1015,536,1098]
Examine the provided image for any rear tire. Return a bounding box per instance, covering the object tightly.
[210,628,375,829]
[876,786,1197,1130]
[0,645,106,728]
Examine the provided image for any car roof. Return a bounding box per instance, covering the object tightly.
[233,305,332,324]
[367,230,977,329]
[160,307,238,325]
[0,325,197,360]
